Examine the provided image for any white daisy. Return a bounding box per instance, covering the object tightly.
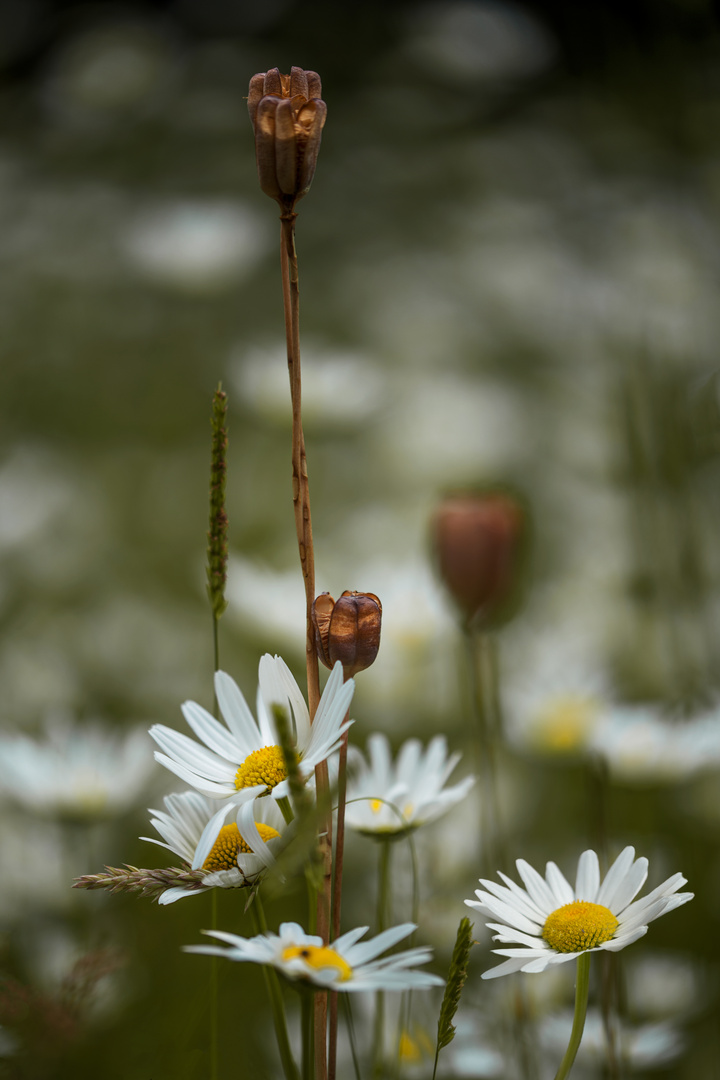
[0,719,153,821]
[149,654,354,802]
[344,733,474,837]
[141,790,287,904]
[465,847,693,979]
[185,921,444,993]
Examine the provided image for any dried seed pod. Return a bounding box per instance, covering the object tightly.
[431,491,528,630]
[247,66,327,213]
[312,591,382,679]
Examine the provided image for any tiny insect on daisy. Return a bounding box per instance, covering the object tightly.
[149,654,354,802]
[185,921,444,993]
[465,846,693,979]
[344,733,474,837]
[141,790,287,903]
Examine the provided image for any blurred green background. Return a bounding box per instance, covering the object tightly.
[1,0,720,1076]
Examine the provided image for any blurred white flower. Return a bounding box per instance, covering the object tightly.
[186,921,443,992]
[625,952,700,1019]
[405,1,556,87]
[0,719,153,820]
[229,340,386,428]
[142,790,287,904]
[345,733,474,837]
[122,199,268,291]
[503,642,612,758]
[539,1009,684,1071]
[590,705,720,783]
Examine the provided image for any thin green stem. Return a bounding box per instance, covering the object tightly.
[301,989,315,1080]
[342,995,363,1080]
[329,722,350,1080]
[554,953,591,1080]
[252,895,301,1080]
[278,796,295,826]
[212,612,220,714]
[372,841,392,1078]
[210,889,218,1080]
[463,628,502,874]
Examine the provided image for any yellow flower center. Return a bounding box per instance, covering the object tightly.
[201,822,280,872]
[542,900,619,953]
[281,945,353,982]
[371,799,383,813]
[234,745,289,792]
[534,696,598,753]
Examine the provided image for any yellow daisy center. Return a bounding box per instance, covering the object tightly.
[234,745,289,792]
[542,900,619,953]
[534,696,597,753]
[201,822,280,872]
[281,945,353,982]
[398,1028,433,1064]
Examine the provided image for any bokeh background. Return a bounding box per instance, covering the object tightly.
[1,0,720,1076]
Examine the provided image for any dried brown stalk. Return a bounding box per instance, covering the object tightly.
[249,67,330,1078]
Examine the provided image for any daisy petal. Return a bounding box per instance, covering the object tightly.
[597,846,636,908]
[575,850,600,902]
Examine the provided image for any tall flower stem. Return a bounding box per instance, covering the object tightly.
[279,210,329,1079]
[553,953,591,1080]
[328,721,350,1080]
[463,628,503,875]
[372,839,392,1078]
[302,988,316,1080]
[253,894,301,1080]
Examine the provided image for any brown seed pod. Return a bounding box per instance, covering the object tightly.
[431,491,528,630]
[312,591,382,679]
[247,67,327,213]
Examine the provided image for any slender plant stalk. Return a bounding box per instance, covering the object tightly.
[210,890,219,1080]
[554,953,591,1080]
[342,995,363,1080]
[253,894,301,1080]
[302,989,315,1080]
[279,210,329,1080]
[205,384,228,1080]
[328,720,350,1080]
[372,840,392,1079]
[464,628,502,874]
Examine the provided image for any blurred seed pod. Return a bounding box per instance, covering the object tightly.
[247,66,327,213]
[430,489,529,630]
[312,591,382,679]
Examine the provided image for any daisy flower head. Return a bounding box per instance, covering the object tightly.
[344,733,474,838]
[185,921,444,993]
[466,847,693,979]
[142,790,287,904]
[149,654,354,802]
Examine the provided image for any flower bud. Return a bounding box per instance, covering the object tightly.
[312,591,382,678]
[431,491,528,630]
[247,67,327,213]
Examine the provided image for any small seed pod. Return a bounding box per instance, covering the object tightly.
[431,491,528,630]
[247,66,327,213]
[312,591,382,679]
